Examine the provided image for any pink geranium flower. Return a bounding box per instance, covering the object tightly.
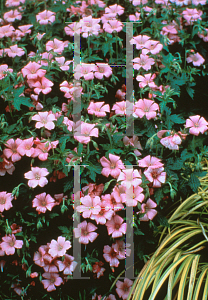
[41,273,63,292]
[112,101,126,115]
[64,22,81,36]
[137,198,157,221]
[105,4,124,15]
[121,185,144,207]
[74,121,99,144]
[144,167,166,187]
[55,57,72,71]
[31,112,56,130]
[134,98,159,120]
[101,187,124,211]
[182,8,202,25]
[74,63,96,80]
[33,77,54,95]
[103,244,121,267]
[100,153,125,178]
[143,40,163,55]
[46,38,66,54]
[48,236,71,258]
[136,73,157,89]
[3,9,22,22]
[106,215,126,238]
[0,64,13,80]
[36,10,56,25]
[79,16,101,38]
[132,54,155,71]
[87,101,110,117]
[76,195,101,219]
[92,261,105,278]
[74,221,98,244]
[94,63,112,79]
[113,240,131,259]
[16,137,34,157]
[160,133,182,150]
[90,200,114,225]
[3,138,22,162]
[21,62,46,80]
[138,155,164,169]
[117,169,142,189]
[24,167,49,188]
[56,254,77,275]
[116,278,133,300]
[185,115,208,135]
[1,234,23,255]
[5,45,25,58]
[123,135,143,156]
[32,193,56,213]
[0,25,15,38]
[0,191,14,213]
[186,52,205,66]
[103,20,124,33]
[130,35,151,50]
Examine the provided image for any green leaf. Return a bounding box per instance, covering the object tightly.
[13,86,35,110]
[156,212,170,227]
[103,179,116,193]
[170,114,185,124]
[188,173,200,193]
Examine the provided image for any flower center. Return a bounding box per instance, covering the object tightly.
[123,285,129,292]
[194,123,199,127]
[35,174,41,180]
[42,118,47,124]
[41,201,46,206]
[83,230,88,236]
[115,224,120,230]
[152,171,158,179]
[9,241,15,247]
[51,278,55,283]
[0,198,6,205]
[25,145,31,150]
[58,244,63,251]
[110,164,116,169]
[99,67,104,73]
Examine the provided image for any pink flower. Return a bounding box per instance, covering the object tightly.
[113,240,131,259]
[94,63,112,79]
[105,4,124,15]
[74,121,99,144]
[46,38,66,54]
[100,153,125,178]
[76,195,101,219]
[3,138,22,162]
[24,167,49,188]
[136,73,157,89]
[103,244,121,267]
[143,40,163,55]
[182,8,202,25]
[21,62,46,80]
[132,54,155,71]
[0,156,15,176]
[41,273,63,292]
[55,57,72,71]
[74,63,96,80]
[130,35,151,50]
[116,278,133,300]
[138,155,164,169]
[36,10,56,25]
[186,52,205,66]
[32,193,56,213]
[1,234,23,255]
[48,236,71,258]
[87,101,110,117]
[134,99,159,120]
[144,167,166,187]
[106,215,126,238]
[90,201,114,225]
[0,25,15,38]
[112,101,126,115]
[123,135,143,156]
[33,77,54,95]
[5,45,25,58]
[64,22,81,36]
[0,191,13,212]
[137,198,157,221]
[3,9,22,22]
[160,133,182,150]
[31,112,56,130]
[79,16,101,38]
[16,137,35,157]
[74,221,98,244]
[56,254,77,274]
[0,64,13,80]
[92,261,105,278]
[102,187,124,212]
[103,20,124,33]
[117,169,142,189]
[121,185,144,207]
[185,115,208,135]
[32,138,58,161]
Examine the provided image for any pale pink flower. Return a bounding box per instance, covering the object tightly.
[130,35,151,50]
[32,193,56,213]
[186,52,205,66]
[100,153,125,178]
[32,138,58,161]
[103,244,120,267]
[106,215,126,238]
[33,245,51,267]
[64,22,81,36]
[134,98,159,120]
[136,73,157,89]
[0,156,15,176]
[101,12,117,23]
[121,185,144,207]
[192,0,206,4]
[76,195,101,219]
[5,0,25,7]
[56,254,77,274]
[5,45,24,58]
[21,62,46,80]
[112,101,126,115]
[48,236,71,258]
[137,198,157,221]
[87,101,110,117]
[90,201,114,225]
[185,115,208,135]
[0,25,15,38]
[144,167,166,187]
[105,4,124,15]
[33,77,54,95]
[1,234,23,255]
[116,278,133,300]
[182,8,202,25]
[138,155,164,169]
[46,38,66,54]
[0,191,13,212]
[132,54,155,71]
[36,10,56,25]
[16,137,35,157]
[74,221,98,244]
[39,52,54,66]
[24,167,49,188]
[55,57,72,71]
[74,63,96,80]
[3,9,22,22]
[129,12,141,21]
[94,63,112,79]
[123,135,143,156]
[31,111,56,130]
[79,16,101,38]
[113,240,131,259]
[101,188,124,211]
[18,24,33,35]
[160,133,182,150]
[3,138,22,162]
[198,28,208,42]
[143,40,163,55]
[170,0,189,5]
[42,273,63,292]
[132,0,148,5]
[117,169,142,189]
[103,20,124,33]
[0,64,13,80]
[74,121,99,144]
